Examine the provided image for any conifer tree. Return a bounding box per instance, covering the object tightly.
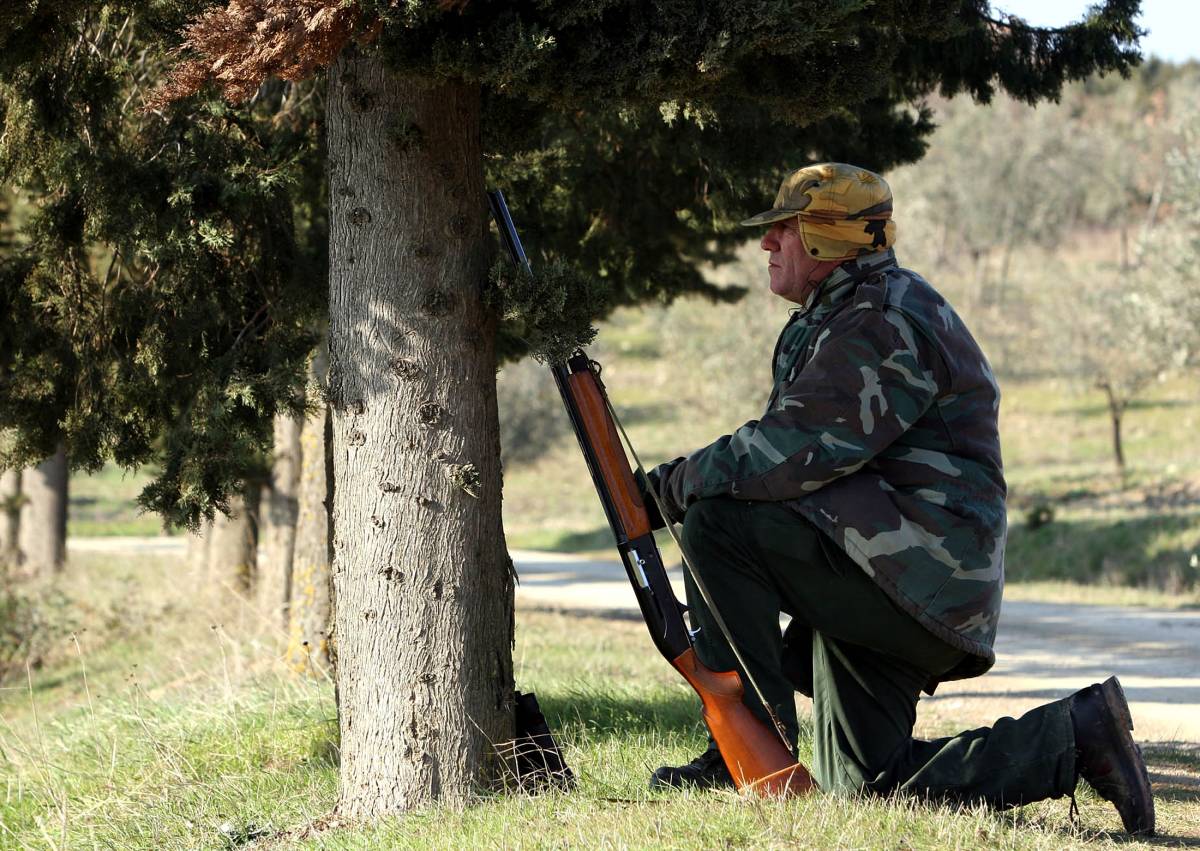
[1,0,1142,818]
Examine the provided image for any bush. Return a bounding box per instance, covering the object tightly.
[496,357,573,466]
[0,584,75,683]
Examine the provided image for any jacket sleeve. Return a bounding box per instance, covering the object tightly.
[660,305,942,518]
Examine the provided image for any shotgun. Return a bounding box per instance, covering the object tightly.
[487,189,813,796]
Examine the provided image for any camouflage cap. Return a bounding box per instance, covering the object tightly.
[741,163,897,260]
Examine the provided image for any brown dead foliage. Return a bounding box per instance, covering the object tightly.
[145,0,363,109]
[146,0,475,110]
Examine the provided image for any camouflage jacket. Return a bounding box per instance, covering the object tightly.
[652,250,1006,681]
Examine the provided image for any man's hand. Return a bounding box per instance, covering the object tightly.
[635,469,668,530]
[640,459,687,528]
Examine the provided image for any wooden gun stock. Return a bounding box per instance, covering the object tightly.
[671,647,813,794]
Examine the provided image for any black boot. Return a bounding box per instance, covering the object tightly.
[649,741,735,791]
[1069,676,1155,835]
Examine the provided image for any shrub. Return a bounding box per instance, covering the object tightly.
[0,584,74,683]
[496,357,572,466]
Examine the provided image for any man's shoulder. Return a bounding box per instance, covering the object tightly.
[863,265,973,343]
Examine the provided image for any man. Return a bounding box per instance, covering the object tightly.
[644,163,1154,834]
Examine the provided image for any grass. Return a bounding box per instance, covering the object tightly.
[67,464,169,539]
[1,553,1198,849]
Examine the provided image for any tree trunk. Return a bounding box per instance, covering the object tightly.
[258,411,303,627]
[1,470,21,572]
[1101,384,1127,473]
[186,518,213,582]
[327,52,514,816]
[208,489,257,595]
[18,446,68,574]
[287,348,334,674]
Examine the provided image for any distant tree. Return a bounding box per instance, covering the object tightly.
[1157,106,1200,370]
[208,487,258,595]
[0,470,21,572]
[1051,269,1186,473]
[285,348,334,674]
[186,519,212,579]
[258,411,302,626]
[18,447,67,574]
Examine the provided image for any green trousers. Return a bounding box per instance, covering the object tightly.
[680,497,1077,807]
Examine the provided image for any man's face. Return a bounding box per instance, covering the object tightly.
[760,221,835,305]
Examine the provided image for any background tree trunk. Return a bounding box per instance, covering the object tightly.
[327,52,513,816]
[18,446,67,575]
[1101,385,1127,473]
[186,518,213,584]
[208,489,258,595]
[258,412,303,627]
[287,348,334,675]
[1,470,21,572]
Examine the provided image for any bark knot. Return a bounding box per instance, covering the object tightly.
[444,214,471,239]
[444,462,481,498]
[389,118,424,154]
[417,401,446,428]
[350,207,372,226]
[349,85,375,113]
[346,429,366,447]
[388,357,422,381]
[414,495,442,512]
[421,288,456,318]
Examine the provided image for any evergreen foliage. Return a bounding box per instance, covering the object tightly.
[0,1,1145,526]
[0,9,325,526]
[487,259,609,363]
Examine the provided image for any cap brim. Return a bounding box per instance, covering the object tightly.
[739,208,800,227]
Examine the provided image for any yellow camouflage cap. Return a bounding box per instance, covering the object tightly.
[740,163,897,261]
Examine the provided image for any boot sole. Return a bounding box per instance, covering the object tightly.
[1098,676,1155,835]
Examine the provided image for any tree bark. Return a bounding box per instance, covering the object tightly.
[327,52,514,816]
[208,489,258,595]
[18,446,68,574]
[287,348,334,675]
[258,411,303,627]
[0,470,21,572]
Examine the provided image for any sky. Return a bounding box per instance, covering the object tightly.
[994,0,1198,63]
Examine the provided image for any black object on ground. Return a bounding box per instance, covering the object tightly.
[509,690,575,792]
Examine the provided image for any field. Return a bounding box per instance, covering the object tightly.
[1,551,1197,850]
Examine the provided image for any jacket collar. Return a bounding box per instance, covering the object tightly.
[798,249,899,317]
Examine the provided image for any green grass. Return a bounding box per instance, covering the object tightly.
[1,554,1197,849]
[67,464,166,538]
